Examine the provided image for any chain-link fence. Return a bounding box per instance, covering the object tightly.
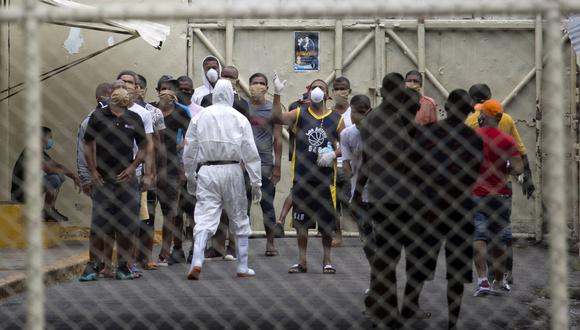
[0,0,579,329]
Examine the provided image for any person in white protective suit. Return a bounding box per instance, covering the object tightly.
[183,79,262,280]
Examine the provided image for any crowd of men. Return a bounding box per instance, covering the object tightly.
[11,53,536,329]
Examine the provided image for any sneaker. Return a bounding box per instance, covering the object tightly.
[130,264,143,278]
[157,257,169,267]
[204,247,223,260]
[473,280,491,297]
[171,248,186,264]
[79,262,98,282]
[223,245,237,261]
[116,263,136,280]
[492,279,511,294]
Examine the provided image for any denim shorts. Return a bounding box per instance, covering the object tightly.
[473,195,512,244]
[43,173,65,192]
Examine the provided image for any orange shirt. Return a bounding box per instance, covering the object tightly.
[415,95,438,125]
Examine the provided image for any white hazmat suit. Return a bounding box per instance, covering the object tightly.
[183,79,262,280]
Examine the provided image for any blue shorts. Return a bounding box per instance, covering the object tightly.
[43,174,65,192]
[473,195,512,245]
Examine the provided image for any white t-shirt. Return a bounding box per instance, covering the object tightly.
[128,103,154,177]
[337,106,352,168]
[340,124,368,203]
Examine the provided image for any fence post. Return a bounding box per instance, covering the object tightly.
[544,5,569,330]
[23,0,44,329]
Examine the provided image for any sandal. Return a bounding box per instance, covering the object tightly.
[401,308,432,320]
[323,264,336,274]
[265,250,279,257]
[288,264,307,273]
[142,261,158,270]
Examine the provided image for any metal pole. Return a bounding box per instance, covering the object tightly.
[417,18,426,77]
[23,0,44,329]
[374,22,384,105]
[544,5,569,330]
[571,45,579,244]
[534,14,544,242]
[386,29,449,98]
[0,5,9,201]
[334,19,343,78]
[225,19,234,65]
[324,30,374,85]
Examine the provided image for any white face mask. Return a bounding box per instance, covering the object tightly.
[206,68,219,83]
[310,87,325,104]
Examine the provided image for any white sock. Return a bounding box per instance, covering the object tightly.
[236,235,249,273]
[478,277,488,285]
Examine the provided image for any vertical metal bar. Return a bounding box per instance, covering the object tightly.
[417,18,426,77]
[544,6,569,330]
[0,13,9,201]
[225,19,234,66]
[534,14,544,242]
[571,46,579,244]
[186,25,193,78]
[23,0,44,329]
[334,19,343,78]
[374,22,384,105]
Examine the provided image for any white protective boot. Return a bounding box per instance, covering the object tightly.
[188,230,209,280]
[236,235,255,277]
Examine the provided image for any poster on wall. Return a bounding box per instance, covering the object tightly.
[294,31,320,72]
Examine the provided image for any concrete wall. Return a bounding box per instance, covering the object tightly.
[1,0,577,235]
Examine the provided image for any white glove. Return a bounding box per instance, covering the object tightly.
[317,151,336,167]
[273,71,287,95]
[251,185,262,204]
[187,175,197,195]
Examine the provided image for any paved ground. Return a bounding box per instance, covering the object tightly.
[0,237,578,329]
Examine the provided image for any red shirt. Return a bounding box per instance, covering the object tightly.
[473,127,520,196]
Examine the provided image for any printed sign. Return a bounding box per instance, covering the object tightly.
[294,31,320,72]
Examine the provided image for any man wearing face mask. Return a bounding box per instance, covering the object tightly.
[405,70,438,126]
[200,65,250,261]
[183,79,262,280]
[116,71,155,192]
[83,87,148,281]
[177,75,203,118]
[201,65,250,119]
[330,76,353,247]
[272,74,345,275]
[11,126,81,222]
[248,72,283,256]
[154,85,192,266]
[193,55,222,105]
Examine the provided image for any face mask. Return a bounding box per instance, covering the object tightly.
[177,91,191,103]
[44,138,54,151]
[406,82,422,93]
[110,88,132,107]
[250,84,267,99]
[158,91,176,108]
[333,90,349,107]
[310,87,325,104]
[206,68,219,83]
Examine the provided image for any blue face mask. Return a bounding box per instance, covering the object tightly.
[45,138,54,150]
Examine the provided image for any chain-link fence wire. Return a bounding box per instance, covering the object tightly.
[0,0,578,329]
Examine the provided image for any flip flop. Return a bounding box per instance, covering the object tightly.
[288,264,307,273]
[323,264,336,274]
[265,250,279,257]
[402,309,432,320]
